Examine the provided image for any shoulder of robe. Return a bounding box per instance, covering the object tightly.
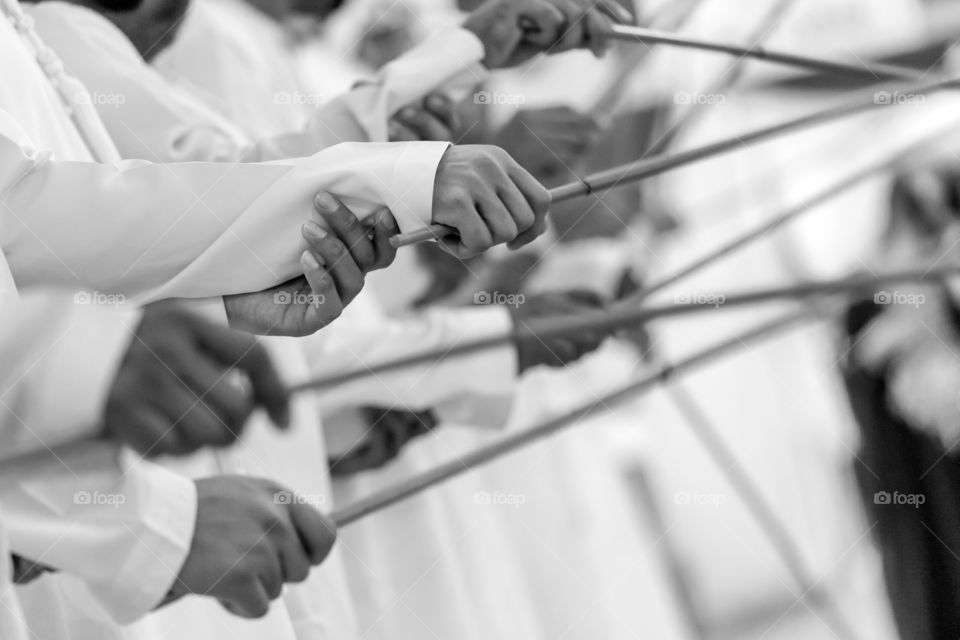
[26,1,142,67]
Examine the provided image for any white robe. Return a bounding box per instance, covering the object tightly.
[0,3,448,636]
[2,4,449,304]
[23,3,526,638]
[0,38,200,626]
[153,4,551,637]
[636,1,934,635]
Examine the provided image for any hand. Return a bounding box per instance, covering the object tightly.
[432,145,551,257]
[166,476,336,619]
[103,305,290,457]
[224,193,399,336]
[890,166,960,241]
[329,408,437,477]
[463,0,623,69]
[493,106,602,178]
[509,290,610,372]
[389,94,460,142]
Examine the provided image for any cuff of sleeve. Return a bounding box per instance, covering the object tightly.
[385,141,450,234]
[26,305,141,449]
[82,458,197,624]
[3,457,197,624]
[379,26,488,103]
[172,296,229,326]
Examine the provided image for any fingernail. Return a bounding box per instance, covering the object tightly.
[401,107,418,119]
[427,94,447,108]
[301,250,321,270]
[314,192,339,213]
[303,221,327,240]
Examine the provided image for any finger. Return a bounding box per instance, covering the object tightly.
[508,212,550,250]
[181,358,256,436]
[227,580,271,619]
[595,0,632,24]
[258,560,285,601]
[495,180,536,236]
[394,107,453,142]
[370,209,400,270]
[584,8,612,57]
[300,252,345,321]
[456,202,494,256]
[219,591,267,620]
[288,503,337,566]
[301,222,365,306]
[563,290,606,308]
[191,320,291,429]
[517,1,566,48]
[313,192,377,271]
[388,120,418,142]
[476,193,520,245]
[278,535,312,584]
[554,0,588,52]
[119,406,183,456]
[424,94,460,132]
[166,384,238,452]
[504,163,551,248]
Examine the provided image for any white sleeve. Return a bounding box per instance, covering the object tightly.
[0,297,196,624]
[0,294,140,460]
[301,306,517,414]
[1,453,197,624]
[31,4,482,161]
[292,27,488,148]
[0,134,448,302]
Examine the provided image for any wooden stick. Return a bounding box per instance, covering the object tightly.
[645,0,801,156]
[631,126,958,304]
[289,267,956,394]
[605,24,924,82]
[330,308,828,526]
[0,438,118,487]
[390,74,960,248]
[592,0,708,118]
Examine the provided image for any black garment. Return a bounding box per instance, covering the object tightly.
[843,300,960,640]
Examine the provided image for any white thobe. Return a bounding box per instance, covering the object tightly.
[637,1,931,635]
[0,4,444,637]
[152,0,486,149]
[151,5,550,637]
[2,3,448,303]
[0,83,200,630]
[21,3,519,638]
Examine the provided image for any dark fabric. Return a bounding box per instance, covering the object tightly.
[842,301,960,640]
